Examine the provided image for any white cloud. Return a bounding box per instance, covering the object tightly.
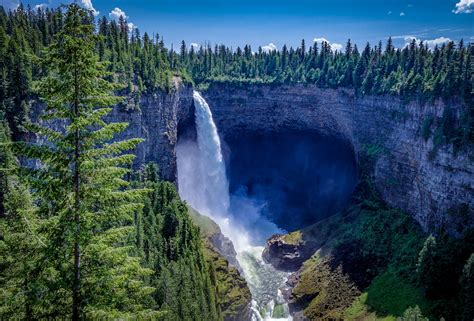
[403,36,452,50]
[108,8,136,32]
[261,43,277,53]
[190,43,200,50]
[313,37,343,52]
[80,0,98,16]
[453,0,474,13]
[425,37,452,48]
[331,43,343,51]
[29,0,98,16]
[109,7,128,20]
[313,37,330,44]
[2,0,19,10]
[34,3,48,10]
[400,11,405,16]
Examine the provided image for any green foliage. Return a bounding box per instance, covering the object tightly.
[181,38,471,105]
[188,206,251,320]
[0,121,45,319]
[397,306,429,321]
[289,182,474,320]
[133,163,222,321]
[366,269,429,317]
[6,5,156,319]
[417,235,438,292]
[1,6,472,153]
[415,232,474,319]
[0,4,175,140]
[202,244,250,321]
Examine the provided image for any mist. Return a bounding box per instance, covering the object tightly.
[177,128,357,244]
[177,138,283,250]
[176,92,282,252]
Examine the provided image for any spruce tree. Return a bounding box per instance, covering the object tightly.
[16,4,156,319]
[417,235,438,296]
[0,121,43,319]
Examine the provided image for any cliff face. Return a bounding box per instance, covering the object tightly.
[106,80,194,182]
[33,81,471,235]
[202,83,473,235]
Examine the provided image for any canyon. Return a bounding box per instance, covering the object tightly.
[105,80,473,236]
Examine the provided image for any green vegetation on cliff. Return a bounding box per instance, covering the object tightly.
[132,164,222,321]
[189,208,252,321]
[287,183,473,320]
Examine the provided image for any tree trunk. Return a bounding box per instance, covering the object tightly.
[72,64,81,321]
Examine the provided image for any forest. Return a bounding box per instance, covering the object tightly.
[0,4,472,146]
[0,3,472,320]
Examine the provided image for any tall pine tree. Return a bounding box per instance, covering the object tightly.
[16,4,157,319]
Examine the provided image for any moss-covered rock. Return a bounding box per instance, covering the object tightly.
[189,207,252,321]
[289,252,360,320]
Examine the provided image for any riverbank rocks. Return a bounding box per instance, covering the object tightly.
[262,233,318,271]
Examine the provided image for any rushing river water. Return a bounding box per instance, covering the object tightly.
[177,91,293,321]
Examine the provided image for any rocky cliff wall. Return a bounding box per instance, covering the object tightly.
[30,79,194,182]
[202,83,473,235]
[31,81,471,235]
[105,80,194,182]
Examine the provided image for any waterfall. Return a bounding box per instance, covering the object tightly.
[177,91,292,321]
[187,91,230,217]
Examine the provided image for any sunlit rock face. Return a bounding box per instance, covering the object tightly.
[105,80,194,182]
[224,130,357,231]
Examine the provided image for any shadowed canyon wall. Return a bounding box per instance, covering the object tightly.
[202,83,473,235]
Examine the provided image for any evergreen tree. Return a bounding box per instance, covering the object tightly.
[16,5,156,319]
[133,163,221,321]
[0,121,45,319]
[397,306,429,321]
[417,235,438,295]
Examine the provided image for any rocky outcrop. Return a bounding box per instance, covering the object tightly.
[285,254,360,321]
[262,234,318,271]
[188,206,242,271]
[188,207,252,321]
[203,83,473,236]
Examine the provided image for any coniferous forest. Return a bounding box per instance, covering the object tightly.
[0,3,473,321]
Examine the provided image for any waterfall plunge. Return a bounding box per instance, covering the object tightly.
[177,91,292,321]
[177,91,252,251]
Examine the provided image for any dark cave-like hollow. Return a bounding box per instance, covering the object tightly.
[177,113,358,232]
[222,130,358,231]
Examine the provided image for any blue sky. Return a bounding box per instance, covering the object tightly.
[2,0,473,50]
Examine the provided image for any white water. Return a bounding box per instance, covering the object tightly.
[177,91,293,321]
